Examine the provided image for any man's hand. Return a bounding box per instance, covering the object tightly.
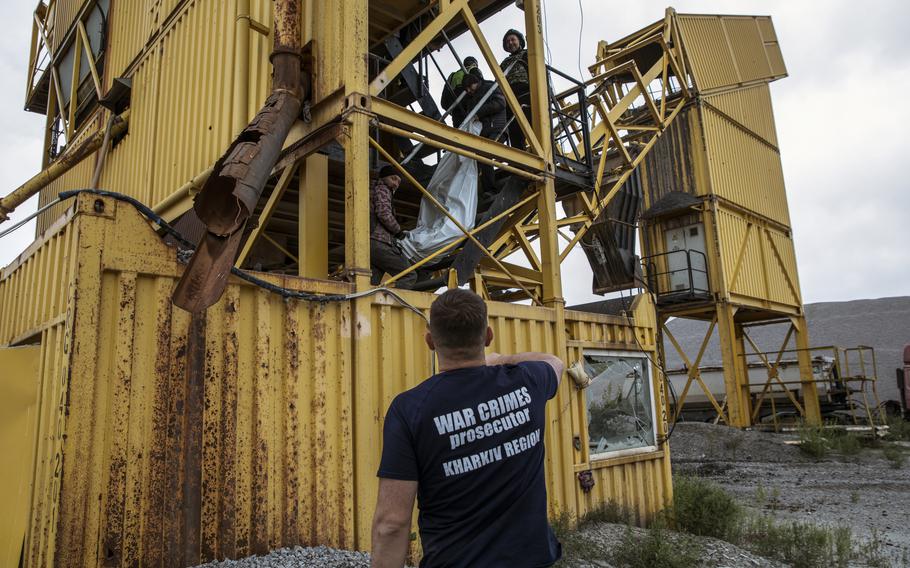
[371,478,418,568]
[394,230,410,240]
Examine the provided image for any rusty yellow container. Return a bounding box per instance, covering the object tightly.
[1,194,672,566]
[5,0,679,564]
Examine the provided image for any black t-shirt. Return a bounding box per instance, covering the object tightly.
[377,361,562,568]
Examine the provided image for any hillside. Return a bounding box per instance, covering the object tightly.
[662,296,910,403]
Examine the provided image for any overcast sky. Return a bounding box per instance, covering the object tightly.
[0,1,907,306]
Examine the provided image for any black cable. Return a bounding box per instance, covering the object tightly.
[617,281,679,444]
[45,189,428,321]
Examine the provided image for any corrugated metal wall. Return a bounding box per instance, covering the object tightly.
[677,15,786,93]
[38,0,276,231]
[712,204,801,309]
[639,105,704,206]
[566,309,672,524]
[700,102,791,227]
[50,0,87,52]
[703,84,779,148]
[36,114,99,234]
[5,196,673,566]
[0,213,77,344]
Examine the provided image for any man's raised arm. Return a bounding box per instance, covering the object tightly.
[486,352,565,384]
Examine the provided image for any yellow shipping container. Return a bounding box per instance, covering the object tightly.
[1,194,673,566]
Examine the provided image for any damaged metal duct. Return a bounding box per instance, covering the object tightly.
[172,0,309,312]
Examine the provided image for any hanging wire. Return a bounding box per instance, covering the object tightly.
[541,0,553,65]
[576,0,585,79]
[0,189,429,323]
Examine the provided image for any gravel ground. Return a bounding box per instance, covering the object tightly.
[193,423,910,567]
[670,422,910,565]
[559,522,785,568]
[193,546,376,568]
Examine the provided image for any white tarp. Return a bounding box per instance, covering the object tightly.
[399,118,482,262]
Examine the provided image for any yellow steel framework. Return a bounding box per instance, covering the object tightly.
[0,1,834,564]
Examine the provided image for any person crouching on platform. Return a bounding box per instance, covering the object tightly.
[370,165,417,289]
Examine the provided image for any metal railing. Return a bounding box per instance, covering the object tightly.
[642,249,710,302]
[546,65,593,177]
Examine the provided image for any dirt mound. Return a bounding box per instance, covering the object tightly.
[669,421,808,464]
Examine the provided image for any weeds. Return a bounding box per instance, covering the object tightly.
[670,475,887,568]
[671,475,742,540]
[884,415,910,441]
[829,431,862,456]
[551,511,607,565]
[798,424,830,459]
[611,521,701,568]
[739,515,852,568]
[555,476,892,568]
[857,529,891,568]
[580,500,636,526]
[883,444,905,469]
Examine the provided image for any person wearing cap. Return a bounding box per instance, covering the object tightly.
[370,165,417,289]
[500,29,532,149]
[442,57,484,127]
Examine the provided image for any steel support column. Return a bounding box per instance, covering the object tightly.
[523,0,572,511]
[299,153,328,279]
[792,315,822,425]
[716,303,751,427]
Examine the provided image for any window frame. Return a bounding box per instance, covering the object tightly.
[582,348,659,462]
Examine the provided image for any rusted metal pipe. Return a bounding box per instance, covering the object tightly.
[172,0,308,312]
[0,110,130,223]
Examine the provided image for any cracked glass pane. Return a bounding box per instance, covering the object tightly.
[584,353,656,457]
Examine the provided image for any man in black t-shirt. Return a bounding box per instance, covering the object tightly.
[370,289,565,568]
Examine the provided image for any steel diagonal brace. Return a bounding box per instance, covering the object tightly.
[370,138,540,304]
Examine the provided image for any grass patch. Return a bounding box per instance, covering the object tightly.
[580,500,636,526]
[829,431,862,456]
[798,423,830,459]
[554,477,892,568]
[551,511,605,566]
[611,522,701,568]
[883,444,906,469]
[671,475,742,541]
[670,475,887,568]
[885,415,910,441]
[740,515,852,568]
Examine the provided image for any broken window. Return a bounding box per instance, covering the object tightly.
[584,352,656,458]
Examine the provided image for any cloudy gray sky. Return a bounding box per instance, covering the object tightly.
[1,1,907,307]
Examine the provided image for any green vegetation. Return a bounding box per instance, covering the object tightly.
[798,423,830,459]
[829,431,862,456]
[611,522,701,568]
[670,476,886,568]
[553,477,891,568]
[671,475,742,541]
[883,444,906,469]
[884,415,910,441]
[739,515,852,568]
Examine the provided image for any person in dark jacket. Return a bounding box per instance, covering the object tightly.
[499,28,532,149]
[370,165,417,289]
[441,57,483,128]
[461,73,506,195]
[461,73,507,141]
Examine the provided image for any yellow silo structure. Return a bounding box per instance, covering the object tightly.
[635,15,821,427]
